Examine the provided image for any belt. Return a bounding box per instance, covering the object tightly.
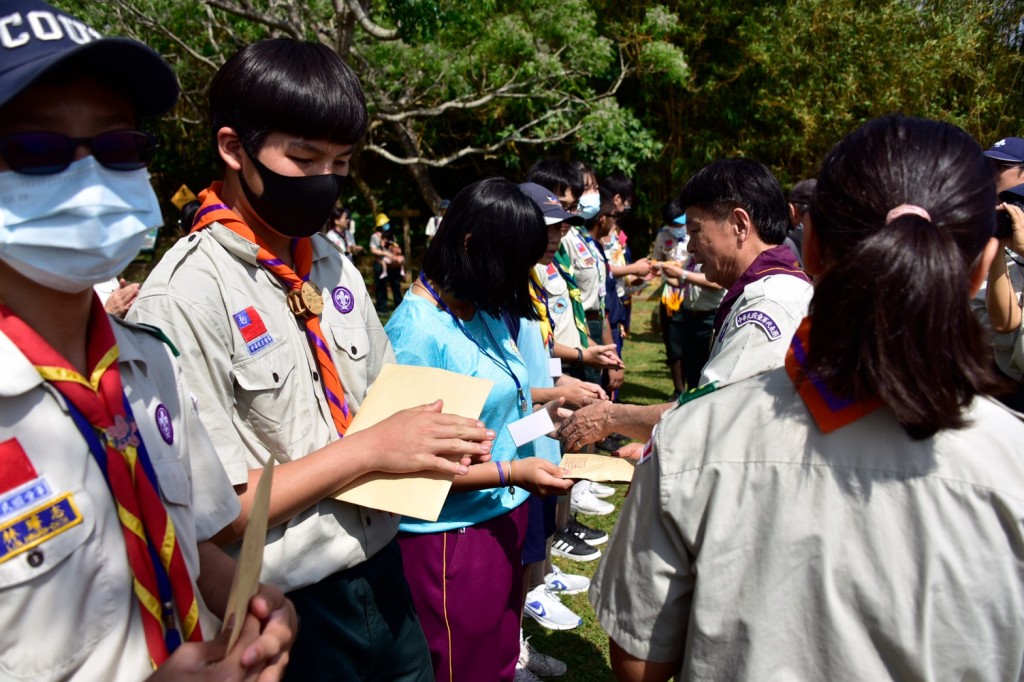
[584,310,603,321]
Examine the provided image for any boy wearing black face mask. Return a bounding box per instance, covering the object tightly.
[130,39,496,681]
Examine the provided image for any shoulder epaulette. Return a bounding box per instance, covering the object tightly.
[677,382,717,407]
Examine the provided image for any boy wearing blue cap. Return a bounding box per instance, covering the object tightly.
[0,1,296,678]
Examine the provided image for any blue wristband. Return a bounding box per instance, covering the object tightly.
[496,461,506,487]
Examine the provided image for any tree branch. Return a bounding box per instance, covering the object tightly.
[203,0,303,38]
[343,0,400,41]
[114,0,220,71]
[363,107,585,167]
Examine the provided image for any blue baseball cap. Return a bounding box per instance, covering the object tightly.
[984,138,1024,164]
[0,0,179,116]
[518,182,585,226]
[672,213,686,225]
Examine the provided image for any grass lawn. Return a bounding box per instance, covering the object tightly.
[523,293,674,681]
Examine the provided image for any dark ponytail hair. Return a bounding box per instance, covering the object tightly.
[422,177,546,320]
[806,115,1007,440]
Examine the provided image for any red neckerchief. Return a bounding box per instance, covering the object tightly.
[0,297,202,666]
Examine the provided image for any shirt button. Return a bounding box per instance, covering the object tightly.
[365,516,372,526]
[312,371,319,381]
[27,550,43,568]
[187,234,196,242]
[272,372,280,382]
[351,346,358,355]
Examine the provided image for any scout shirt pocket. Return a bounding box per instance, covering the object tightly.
[234,342,308,457]
[328,323,371,406]
[0,487,115,679]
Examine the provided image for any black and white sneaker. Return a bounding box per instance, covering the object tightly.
[551,528,601,562]
[567,515,609,546]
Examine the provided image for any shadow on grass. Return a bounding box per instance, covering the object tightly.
[523,620,615,682]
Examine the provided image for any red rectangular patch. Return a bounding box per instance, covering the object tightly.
[232,306,268,343]
[0,439,38,493]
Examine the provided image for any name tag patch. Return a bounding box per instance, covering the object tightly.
[0,477,54,521]
[233,306,275,355]
[0,493,82,564]
[734,310,781,340]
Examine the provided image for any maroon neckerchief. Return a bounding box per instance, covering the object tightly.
[712,244,809,336]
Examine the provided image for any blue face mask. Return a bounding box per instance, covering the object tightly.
[578,191,600,220]
[668,226,687,239]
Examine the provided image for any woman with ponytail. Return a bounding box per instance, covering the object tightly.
[590,115,1024,682]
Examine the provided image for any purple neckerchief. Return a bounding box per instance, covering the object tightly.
[712,244,810,336]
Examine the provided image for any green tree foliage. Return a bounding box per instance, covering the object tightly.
[51,0,1024,260]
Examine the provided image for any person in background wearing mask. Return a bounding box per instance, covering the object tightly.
[129,38,495,681]
[369,212,404,311]
[0,1,297,678]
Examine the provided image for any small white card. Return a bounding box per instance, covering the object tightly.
[549,357,562,378]
[507,408,556,447]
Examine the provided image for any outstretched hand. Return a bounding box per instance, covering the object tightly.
[557,400,617,452]
[356,399,495,476]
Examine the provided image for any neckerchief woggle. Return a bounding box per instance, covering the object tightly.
[191,182,352,437]
[0,297,202,667]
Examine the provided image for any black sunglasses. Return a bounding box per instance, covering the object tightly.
[0,130,158,176]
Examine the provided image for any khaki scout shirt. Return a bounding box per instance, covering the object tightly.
[592,368,1024,681]
[533,262,581,350]
[560,227,605,313]
[0,319,238,681]
[130,223,398,592]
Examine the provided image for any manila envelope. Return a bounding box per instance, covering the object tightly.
[333,364,493,521]
[559,453,636,483]
[221,457,274,651]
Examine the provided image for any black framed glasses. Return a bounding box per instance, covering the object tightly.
[0,130,158,176]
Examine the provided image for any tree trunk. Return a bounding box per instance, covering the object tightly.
[390,120,442,211]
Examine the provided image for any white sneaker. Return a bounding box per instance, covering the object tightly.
[544,565,590,595]
[571,483,615,516]
[519,629,567,677]
[524,585,582,630]
[587,481,616,498]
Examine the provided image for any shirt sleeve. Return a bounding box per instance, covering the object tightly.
[699,280,809,388]
[589,424,694,663]
[130,290,252,486]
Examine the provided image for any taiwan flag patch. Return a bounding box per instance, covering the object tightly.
[575,241,589,256]
[233,306,274,355]
[546,262,559,280]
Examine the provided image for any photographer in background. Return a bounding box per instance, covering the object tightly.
[980,138,1024,409]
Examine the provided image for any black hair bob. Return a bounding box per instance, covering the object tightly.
[526,159,584,203]
[422,177,546,321]
[209,38,367,156]
[677,158,789,245]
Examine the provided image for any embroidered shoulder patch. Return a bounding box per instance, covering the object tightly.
[734,310,781,340]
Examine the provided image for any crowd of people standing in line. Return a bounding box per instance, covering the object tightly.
[5,2,1024,681]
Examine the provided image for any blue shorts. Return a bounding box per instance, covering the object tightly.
[522,494,558,565]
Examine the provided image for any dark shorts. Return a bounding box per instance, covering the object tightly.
[522,494,558,565]
[283,540,432,682]
[397,504,529,682]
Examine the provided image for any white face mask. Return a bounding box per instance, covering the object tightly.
[578,190,600,220]
[0,156,162,293]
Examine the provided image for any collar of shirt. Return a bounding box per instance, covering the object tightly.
[204,221,335,270]
[713,243,808,336]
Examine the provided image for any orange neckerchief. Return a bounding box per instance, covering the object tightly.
[191,183,352,436]
[785,317,883,433]
[0,297,202,666]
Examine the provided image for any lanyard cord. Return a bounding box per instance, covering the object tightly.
[417,273,528,414]
[64,394,183,653]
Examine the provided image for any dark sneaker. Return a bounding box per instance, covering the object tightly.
[551,528,601,562]
[567,515,609,546]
